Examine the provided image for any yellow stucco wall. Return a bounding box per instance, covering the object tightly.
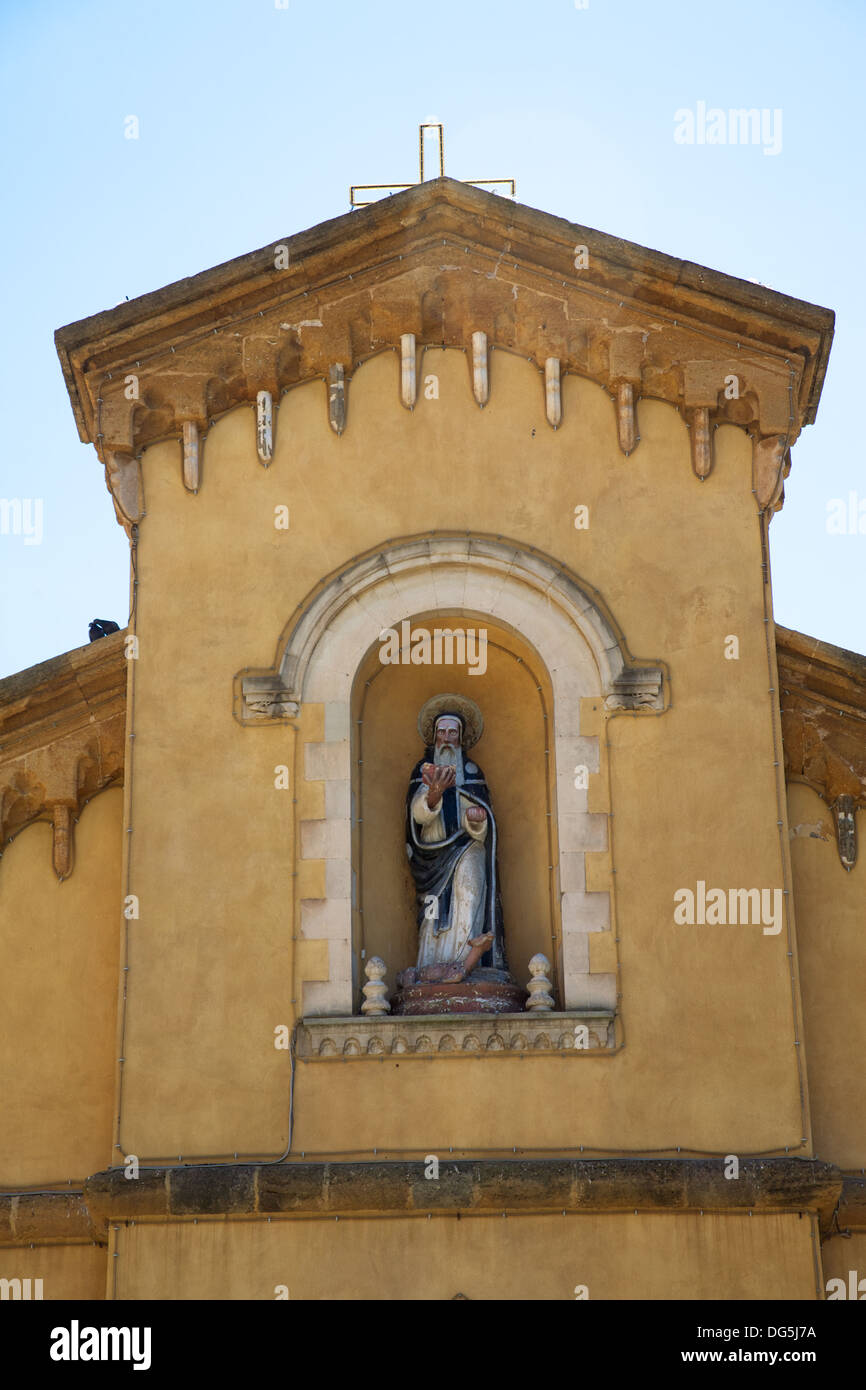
[0,1244,107,1301]
[0,789,122,1186]
[822,1232,866,1299]
[788,782,865,1170]
[107,346,810,1164]
[111,1212,819,1300]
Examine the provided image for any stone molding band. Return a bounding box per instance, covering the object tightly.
[5,1160,859,1245]
[297,1011,616,1057]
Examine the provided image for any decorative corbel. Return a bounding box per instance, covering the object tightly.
[682,362,722,480]
[471,332,489,407]
[688,406,712,479]
[544,357,561,428]
[604,666,665,711]
[50,803,75,880]
[401,334,417,409]
[99,390,137,455]
[182,421,200,493]
[832,795,857,871]
[753,434,787,510]
[608,333,643,456]
[104,451,142,535]
[239,674,299,723]
[256,391,273,465]
[329,364,346,435]
[615,382,636,455]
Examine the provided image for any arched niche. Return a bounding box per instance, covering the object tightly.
[351,613,558,1007]
[236,533,665,1016]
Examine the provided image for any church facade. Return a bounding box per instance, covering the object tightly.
[1,178,863,1300]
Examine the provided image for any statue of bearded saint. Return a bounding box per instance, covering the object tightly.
[404,696,507,980]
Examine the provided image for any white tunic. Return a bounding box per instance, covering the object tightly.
[411,787,488,966]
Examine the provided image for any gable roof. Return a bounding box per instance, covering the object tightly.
[54,176,834,527]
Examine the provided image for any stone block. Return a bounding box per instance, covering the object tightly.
[303,979,352,1016]
[563,971,616,1010]
[169,1164,257,1217]
[472,1159,573,1209]
[304,740,350,782]
[561,931,590,978]
[85,1168,169,1223]
[300,818,351,860]
[559,852,586,893]
[561,890,609,932]
[325,778,351,818]
[259,1164,327,1213]
[410,1162,475,1210]
[325,1162,413,1212]
[12,1193,93,1243]
[325,858,352,898]
[300,898,350,940]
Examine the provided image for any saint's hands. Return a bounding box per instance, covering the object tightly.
[420,764,486,824]
[421,761,455,809]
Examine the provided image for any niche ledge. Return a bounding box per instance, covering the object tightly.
[297,1011,616,1059]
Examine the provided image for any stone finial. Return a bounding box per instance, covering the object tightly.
[526,954,554,1011]
[361,956,391,1016]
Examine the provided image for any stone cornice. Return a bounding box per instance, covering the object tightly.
[81,1158,841,1234]
[4,1163,861,1246]
[0,1192,97,1247]
[777,625,866,870]
[54,178,834,533]
[0,631,126,879]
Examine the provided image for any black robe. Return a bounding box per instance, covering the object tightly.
[405,751,506,972]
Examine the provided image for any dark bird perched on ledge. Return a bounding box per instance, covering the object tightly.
[88,619,120,642]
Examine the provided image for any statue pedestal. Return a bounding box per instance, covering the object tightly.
[393,969,526,1016]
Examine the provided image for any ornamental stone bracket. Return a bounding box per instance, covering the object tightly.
[297,1010,616,1059]
[605,666,665,712]
[0,631,126,880]
[55,178,833,526]
[777,625,866,871]
[236,674,299,722]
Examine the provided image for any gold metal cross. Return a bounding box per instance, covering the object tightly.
[350,124,515,207]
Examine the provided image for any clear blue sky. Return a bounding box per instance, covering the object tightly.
[1,0,863,677]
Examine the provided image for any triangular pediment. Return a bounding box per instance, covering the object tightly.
[54,176,834,530]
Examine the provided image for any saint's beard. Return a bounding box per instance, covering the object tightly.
[433,743,463,782]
